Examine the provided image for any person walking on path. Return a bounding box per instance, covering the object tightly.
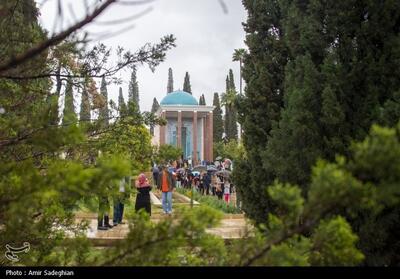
[199,172,205,195]
[98,195,112,230]
[176,172,182,189]
[211,174,217,196]
[157,165,176,214]
[113,176,130,226]
[224,178,231,203]
[152,164,159,187]
[215,174,224,200]
[135,173,152,215]
[204,171,211,195]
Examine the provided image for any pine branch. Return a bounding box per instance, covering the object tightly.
[0,0,116,73]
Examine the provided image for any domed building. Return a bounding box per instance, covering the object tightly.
[152,90,214,163]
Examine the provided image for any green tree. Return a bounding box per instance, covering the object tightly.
[379,90,400,127]
[212,93,223,143]
[80,84,91,123]
[100,207,226,266]
[128,66,140,111]
[167,67,174,93]
[150,97,160,136]
[344,124,400,265]
[222,71,238,141]
[199,94,206,105]
[236,0,400,265]
[118,87,127,116]
[263,55,323,188]
[265,0,400,187]
[213,139,245,163]
[0,1,110,265]
[0,0,178,266]
[223,75,230,140]
[230,153,372,266]
[62,78,77,126]
[183,71,192,94]
[47,91,60,126]
[232,124,400,266]
[153,144,182,165]
[98,76,109,126]
[151,97,160,113]
[234,0,288,223]
[236,0,400,226]
[228,69,236,92]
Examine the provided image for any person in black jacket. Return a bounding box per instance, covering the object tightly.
[152,164,159,187]
[204,171,212,195]
[135,173,152,215]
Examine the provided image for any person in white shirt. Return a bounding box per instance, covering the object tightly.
[224,178,231,203]
[113,177,129,226]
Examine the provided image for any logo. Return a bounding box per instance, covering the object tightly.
[5,242,30,262]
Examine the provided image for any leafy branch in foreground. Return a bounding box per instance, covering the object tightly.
[231,124,400,266]
[100,206,226,266]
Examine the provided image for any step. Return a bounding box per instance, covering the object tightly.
[150,191,162,205]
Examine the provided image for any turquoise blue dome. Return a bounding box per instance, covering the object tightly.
[160,90,198,106]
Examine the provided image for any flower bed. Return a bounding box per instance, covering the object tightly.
[176,188,241,214]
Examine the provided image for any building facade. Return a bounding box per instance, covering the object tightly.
[152,90,214,164]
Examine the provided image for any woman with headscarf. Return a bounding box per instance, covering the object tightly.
[135,173,152,215]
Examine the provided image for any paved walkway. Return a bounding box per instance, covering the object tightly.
[75,212,250,246]
[75,191,249,246]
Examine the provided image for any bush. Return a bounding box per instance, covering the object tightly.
[176,188,241,214]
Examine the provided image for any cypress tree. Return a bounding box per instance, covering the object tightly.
[263,54,323,187]
[62,78,77,126]
[225,75,230,98]
[237,0,400,265]
[224,76,231,140]
[262,0,400,189]
[98,76,109,126]
[235,0,288,223]
[150,98,160,136]
[229,70,238,140]
[167,67,174,93]
[213,93,223,143]
[183,72,192,94]
[128,66,140,111]
[151,97,160,113]
[79,84,91,122]
[224,71,238,141]
[228,69,236,92]
[319,83,346,160]
[379,90,400,127]
[199,94,206,105]
[47,92,59,126]
[118,87,127,116]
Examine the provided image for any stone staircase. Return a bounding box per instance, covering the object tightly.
[76,213,250,246]
[75,189,251,246]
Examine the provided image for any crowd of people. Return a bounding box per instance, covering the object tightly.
[152,158,235,203]
[97,158,234,231]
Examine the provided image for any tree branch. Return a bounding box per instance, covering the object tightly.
[242,218,317,266]
[0,0,117,73]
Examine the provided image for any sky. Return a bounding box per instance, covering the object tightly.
[38,0,247,112]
